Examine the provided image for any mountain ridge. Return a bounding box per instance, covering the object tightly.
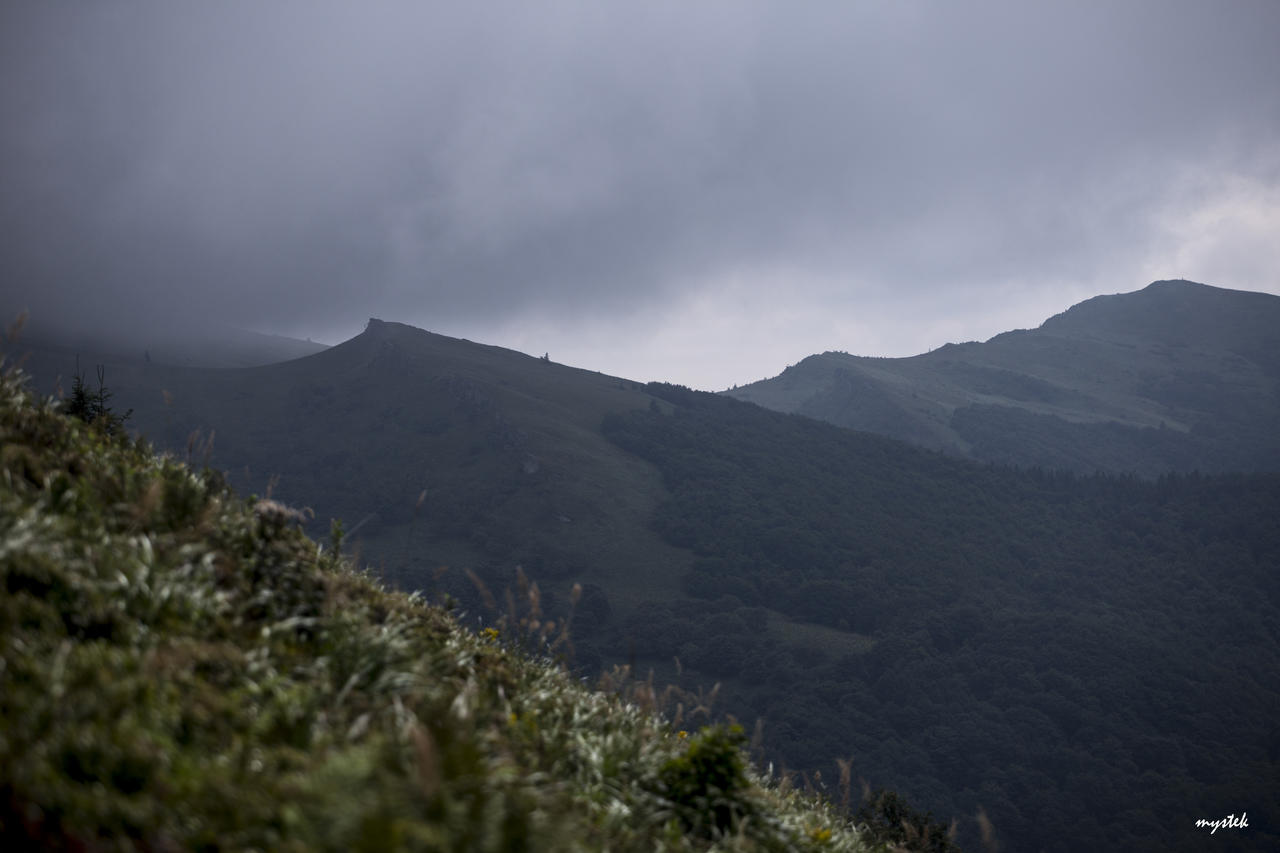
[726,280,1280,474]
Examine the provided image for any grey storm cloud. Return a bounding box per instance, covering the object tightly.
[3,1,1279,384]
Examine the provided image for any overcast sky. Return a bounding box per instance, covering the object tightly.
[3,1,1278,389]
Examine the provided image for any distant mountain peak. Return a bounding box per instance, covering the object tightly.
[728,280,1280,474]
[1038,279,1279,343]
[1144,278,1210,290]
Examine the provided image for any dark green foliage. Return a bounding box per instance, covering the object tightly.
[950,403,1280,475]
[328,516,346,564]
[658,725,753,837]
[855,790,960,853]
[60,363,133,436]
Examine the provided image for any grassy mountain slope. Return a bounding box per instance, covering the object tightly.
[0,364,887,852]
[727,281,1280,475]
[7,319,697,617]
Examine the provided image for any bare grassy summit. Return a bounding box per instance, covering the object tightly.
[729,280,1280,475]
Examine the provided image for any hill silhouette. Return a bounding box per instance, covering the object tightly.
[728,280,1280,475]
[5,318,696,633]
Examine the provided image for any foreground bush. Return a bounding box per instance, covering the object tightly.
[0,364,882,851]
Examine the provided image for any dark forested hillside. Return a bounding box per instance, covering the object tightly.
[727,281,1280,476]
[603,384,1280,852]
[5,318,692,613]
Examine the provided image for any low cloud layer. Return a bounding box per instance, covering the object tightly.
[4,1,1278,388]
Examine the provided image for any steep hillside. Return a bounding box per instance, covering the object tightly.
[728,281,1280,475]
[0,364,891,852]
[8,320,693,606]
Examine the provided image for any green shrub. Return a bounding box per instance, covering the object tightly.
[855,789,961,852]
[657,724,753,837]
